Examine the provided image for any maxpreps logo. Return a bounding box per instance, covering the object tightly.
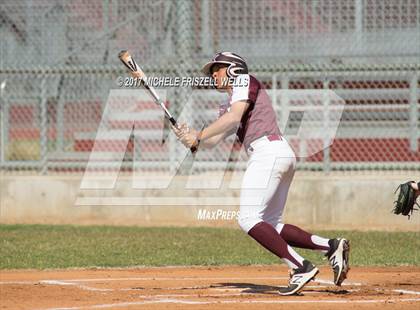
[197,209,240,221]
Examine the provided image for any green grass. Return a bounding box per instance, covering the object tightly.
[0,224,419,269]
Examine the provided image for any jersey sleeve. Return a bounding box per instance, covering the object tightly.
[230,74,250,104]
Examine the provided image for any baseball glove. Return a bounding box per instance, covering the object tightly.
[393,181,419,218]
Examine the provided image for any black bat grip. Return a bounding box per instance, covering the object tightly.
[190,124,205,154]
[168,117,177,126]
[190,145,198,154]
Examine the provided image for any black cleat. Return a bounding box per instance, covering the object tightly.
[326,238,350,286]
[278,260,319,296]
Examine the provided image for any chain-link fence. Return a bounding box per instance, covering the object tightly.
[0,0,419,174]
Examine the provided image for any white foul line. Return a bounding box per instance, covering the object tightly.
[393,289,420,296]
[40,280,112,292]
[45,297,420,309]
[0,276,362,286]
[314,278,362,286]
[2,276,419,309]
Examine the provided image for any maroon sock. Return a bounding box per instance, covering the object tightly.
[248,222,303,268]
[279,224,330,251]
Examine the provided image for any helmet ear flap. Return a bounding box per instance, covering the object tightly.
[226,63,245,78]
[226,64,234,78]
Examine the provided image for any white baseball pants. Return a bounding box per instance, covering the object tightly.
[238,136,296,233]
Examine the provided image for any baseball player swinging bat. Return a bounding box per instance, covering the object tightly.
[171,52,351,295]
[118,50,197,153]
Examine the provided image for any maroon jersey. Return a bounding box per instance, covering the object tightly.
[218,74,281,149]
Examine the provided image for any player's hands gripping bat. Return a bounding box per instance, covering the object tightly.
[118,50,198,153]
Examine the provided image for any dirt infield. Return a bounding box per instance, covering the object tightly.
[1,266,420,310]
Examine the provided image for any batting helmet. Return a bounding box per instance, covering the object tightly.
[202,52,248,78]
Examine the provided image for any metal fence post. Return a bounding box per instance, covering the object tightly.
[355,0,363,55]
[323,79,331,174]
[271,73,277,111]
[40,76,48,174]
[0,99,3,167]
[103,0,110,64]
[280,76,289,134]
[0,80,7,166]
[201,0,212,55]
[56,96,64,152]
[409,74,418,152]
[175,0,193,107]
[173,0,193,173]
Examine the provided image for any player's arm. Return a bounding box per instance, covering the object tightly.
[175,121,236,149]
[199,100,249,141]
[174,100,249,149]
[199,130,233,149]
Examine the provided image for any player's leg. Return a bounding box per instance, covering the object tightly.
[264,152,350,286]
[277,223,350,286]
[239,158,305,270]
[240,183,319,295]
[276,223,331,253]
[238,145,318,295]
[264,164,331,253]
[270,185,350,286]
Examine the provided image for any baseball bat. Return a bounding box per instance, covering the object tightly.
[118,50,197,153]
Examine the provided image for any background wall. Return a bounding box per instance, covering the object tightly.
[1,172,419,231]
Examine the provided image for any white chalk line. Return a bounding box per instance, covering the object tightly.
[209,285,361,293]
[373,288,420,296]
[0,281,35,285]
[0,276,362,295]
[6,276,420,309]
[208,284,333,291]
[6,277,420,296]
[393,289,420,296]
[0,276,362,286]
[33,282,341,294]
[134,289,362,298]
[315,278,361,286]
[45,297,420,309]
[4,277,420,295]
[118,286,361,295]
[137,293,249,298]
[40,280,113,292]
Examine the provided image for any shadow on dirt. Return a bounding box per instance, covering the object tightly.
[215,282,350,296]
